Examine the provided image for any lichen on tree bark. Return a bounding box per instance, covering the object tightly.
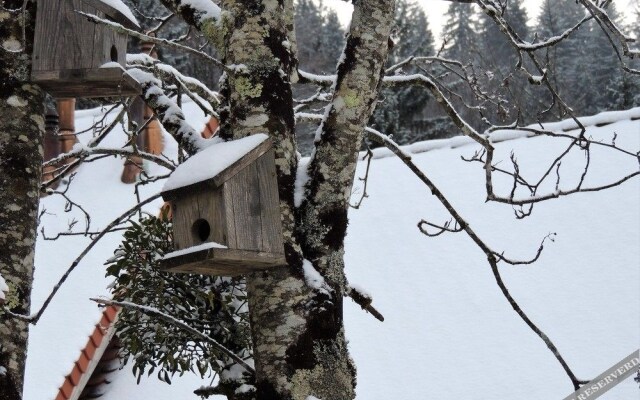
[0,2,44,399]
[144,0,395,398]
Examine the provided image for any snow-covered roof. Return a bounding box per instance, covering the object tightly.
[82,0,140,30]
[161,134,271,198]
[26,103,640,399]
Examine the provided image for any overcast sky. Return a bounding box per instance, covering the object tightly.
[322,0,635,45]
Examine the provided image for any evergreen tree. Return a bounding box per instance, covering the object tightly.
[582,2,623,113]
[622,1,640,108]
[636,1,640,41]
[536,0,586,114]
[478,1,528,75]
[318,10,345,72]
[294,0,346,155]
[536,0,637,115]
[295,0,328,73]
[371,0,435,142]
[442,2,479,62]
[477,1,530,123]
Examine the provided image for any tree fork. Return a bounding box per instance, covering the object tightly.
[0,1,45,399]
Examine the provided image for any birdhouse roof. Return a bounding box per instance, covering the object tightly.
[162,134,272,200]
[81,0,140,30]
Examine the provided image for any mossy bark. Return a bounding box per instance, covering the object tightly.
[159,1,394,399]
[0,2,44,399]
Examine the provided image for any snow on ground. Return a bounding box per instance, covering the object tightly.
[25,106,639,399]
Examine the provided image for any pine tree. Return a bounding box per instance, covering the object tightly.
[295,0,327,73]
[294,0,346,155]
[478,1,528,76]
[371,0,435,142]
[442,2,479,62]
[318,10,345,73]
[582,2,623,113]
[536,0,587,115]
[626,0,640,108]
[477,1,530,123]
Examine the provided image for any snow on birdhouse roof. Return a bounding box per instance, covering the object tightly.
[82,0,140,30]
[161,134,271,199]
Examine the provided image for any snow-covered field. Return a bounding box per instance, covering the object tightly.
[25,103,639,399]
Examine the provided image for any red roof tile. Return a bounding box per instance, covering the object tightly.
[54,306,120,400]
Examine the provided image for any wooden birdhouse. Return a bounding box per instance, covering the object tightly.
[160,134,286,276]
[31,0,141,98]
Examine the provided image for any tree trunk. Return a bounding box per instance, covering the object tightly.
[217,0,395,399]
[0,2,44,399]
[157,1,395,398]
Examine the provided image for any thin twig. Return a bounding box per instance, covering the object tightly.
[91,297,255,376]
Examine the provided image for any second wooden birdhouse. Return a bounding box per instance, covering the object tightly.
[31,0,141,98]
[161,134,286,276]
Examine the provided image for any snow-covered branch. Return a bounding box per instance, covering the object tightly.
[126,53,220,116]
[157,0,225,34]
[127,68,211,155]
[42,143,175,171]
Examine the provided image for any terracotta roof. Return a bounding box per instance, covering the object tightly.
[55,306,121,400]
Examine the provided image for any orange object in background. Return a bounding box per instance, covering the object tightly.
[201,116,219,139]
[57,99,77,160]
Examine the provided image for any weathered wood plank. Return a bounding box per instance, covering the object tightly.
[223,183,238,249]
[33,0,66,71]
[172,193,201,249]
[257,150,284,254]
[92,23,127,67]
[34,0,97,70]
[68,0,97,70]
[32,68,141,98]
[228,165,263,251]
[198,189,226,246]
[161,248,287,277]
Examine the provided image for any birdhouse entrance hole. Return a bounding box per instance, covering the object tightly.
[192,219,211,243]
[110,45,118,62]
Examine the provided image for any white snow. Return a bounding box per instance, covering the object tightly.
[162,134,269,192]
[99,61,123,69]
[162,241,229,260]
[348,283,371,300]
[100,0,139,27]
[294,157,310,207]
[181,0,222,21]
[235,383,256,394]
[301,259,328,293]
[98,0,139,27]
[25,105,640,400]
[0,273,8,302]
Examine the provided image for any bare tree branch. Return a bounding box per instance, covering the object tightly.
[91,297,256,376]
